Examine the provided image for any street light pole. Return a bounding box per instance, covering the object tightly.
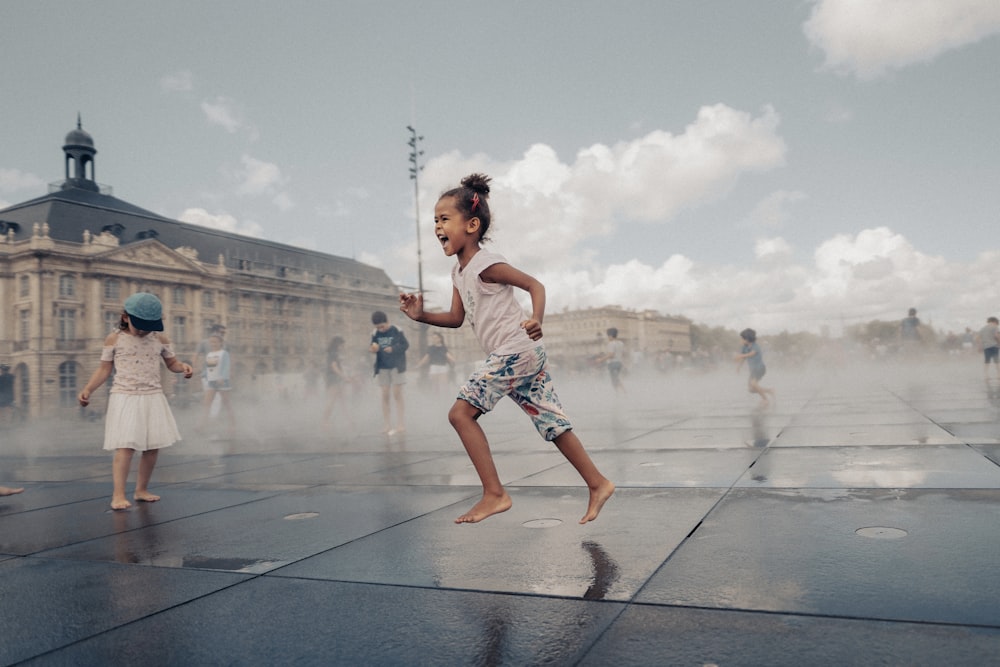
[407,125,428,361]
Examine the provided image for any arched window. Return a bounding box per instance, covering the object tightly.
[58,361,78,407]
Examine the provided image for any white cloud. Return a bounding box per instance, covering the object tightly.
[229,155,293,211]
[804,0,1000,79]
[570,104,786,222]
[200,96,257,138]
[748,190,807,230]
[178,207,264,238]
[272,192,294,211]
[419,104,785,277]
[160,70,193,93]
[540,225,992,335]
[0,168,45,193]
[755,237,793,260]
[237,155,283,193]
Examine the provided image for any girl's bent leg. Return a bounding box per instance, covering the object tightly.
[553,430,615,524]
[135,449,160,502]
[111,448,135,510]
[448,400,511,523]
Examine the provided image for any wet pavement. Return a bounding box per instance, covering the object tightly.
[2,360,1000,665]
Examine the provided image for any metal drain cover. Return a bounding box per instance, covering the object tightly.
[856,526,907,539]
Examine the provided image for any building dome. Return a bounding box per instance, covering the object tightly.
[64,124,94,149]
[61,115,98,191]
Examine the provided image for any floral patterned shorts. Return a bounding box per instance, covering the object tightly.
[457,346,572,441]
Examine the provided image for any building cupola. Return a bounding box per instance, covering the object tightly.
[62,114,99,192]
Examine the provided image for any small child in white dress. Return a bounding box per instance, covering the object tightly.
[79,293,193,510]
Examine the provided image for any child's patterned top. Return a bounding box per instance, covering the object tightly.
[101,331,176,395]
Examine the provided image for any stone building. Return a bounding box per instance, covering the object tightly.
[544,306,692,373]
[0,121,404,418]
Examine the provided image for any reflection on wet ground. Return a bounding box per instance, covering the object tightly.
[2,360,1000,664]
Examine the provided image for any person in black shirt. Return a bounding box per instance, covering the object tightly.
[369,311,409,435]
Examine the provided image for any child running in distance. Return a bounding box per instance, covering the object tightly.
[198,333,236,434]
[399,173,614,524]
[79,293,193,510]
[735,328,775,409]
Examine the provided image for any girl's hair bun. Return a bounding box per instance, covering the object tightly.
[461,173,491,197]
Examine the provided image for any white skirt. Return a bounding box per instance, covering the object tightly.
[103,392,182,451]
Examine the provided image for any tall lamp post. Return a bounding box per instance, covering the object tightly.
[407,125,427,359]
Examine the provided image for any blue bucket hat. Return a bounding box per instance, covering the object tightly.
[124,292,164,331]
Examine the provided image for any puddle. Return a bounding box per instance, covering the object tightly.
[182,555,278,571]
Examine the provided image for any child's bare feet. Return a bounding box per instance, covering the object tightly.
[134,491,160,503]
[580,479,615,524]
[111,496,131,510]
[455,491,512,524]
[0,486,24,496]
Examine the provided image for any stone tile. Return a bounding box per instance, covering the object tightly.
[580,604,1000,667]
[31,577,625,666]
[522,449,760,488]
[0,558,246,666]
[637,487,1000,626]
[274,487,725,601]
[0,486,280,555]
[736,445,1000,488]
[41,485,476,573]
[773,423,963,447]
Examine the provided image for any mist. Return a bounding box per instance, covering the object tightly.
[4,342,980,468]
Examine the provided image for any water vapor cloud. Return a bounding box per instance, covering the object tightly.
[804,0,1000,79]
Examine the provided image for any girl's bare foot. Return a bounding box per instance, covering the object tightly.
[580,479,615,524]
[0,486,24,496]
[111,496,131,510]
[134,491,160,503]
[455,492,512,524]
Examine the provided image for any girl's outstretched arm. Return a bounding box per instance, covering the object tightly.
[158,333,194,378]
[79,360,114,406]
[480,262,545,340]
[400,288,466,328]
[79,331,118,406]
[164,357,193,378]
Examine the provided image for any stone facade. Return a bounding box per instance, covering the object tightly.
[543,306,692,373]
[0,123,403,418]
[0,220,405,417]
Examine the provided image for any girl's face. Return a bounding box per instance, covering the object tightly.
[434,196,479,259]
[125,315,152,337]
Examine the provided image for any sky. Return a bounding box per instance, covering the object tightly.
[2,0,999,336]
